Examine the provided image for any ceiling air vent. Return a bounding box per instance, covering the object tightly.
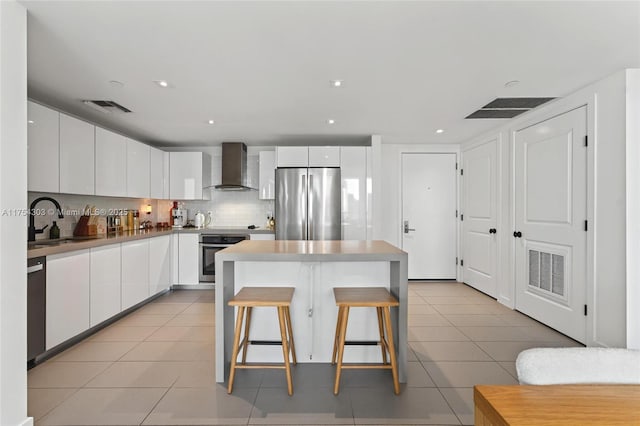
[82,100,132,113]
[466,97,555,119]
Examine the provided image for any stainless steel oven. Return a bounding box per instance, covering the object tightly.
[199,234,248,283]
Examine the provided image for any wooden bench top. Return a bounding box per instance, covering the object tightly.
[333,287,399,307]
[229,287,295,306]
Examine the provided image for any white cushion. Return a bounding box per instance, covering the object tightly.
[515,347,640,385]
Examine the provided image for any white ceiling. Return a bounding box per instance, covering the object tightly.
[21,1,640,147]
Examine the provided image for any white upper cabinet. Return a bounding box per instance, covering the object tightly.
[59,113,95,195]
[126,138,150,198]
[149,147,165,199]
[309,146,340,167]
[259,151,275,200]
[95,127,127,197]
[340,146,367,240]
[27,101,59,193]
[276,146,340,167]
[276,146,308,167]
[169,152,211,200]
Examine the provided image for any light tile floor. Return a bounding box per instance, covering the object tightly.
[29,282,581,425]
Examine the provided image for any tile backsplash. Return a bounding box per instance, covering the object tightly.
[183,190,274,228]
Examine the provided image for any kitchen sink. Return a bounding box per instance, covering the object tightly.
[28,236,98,248]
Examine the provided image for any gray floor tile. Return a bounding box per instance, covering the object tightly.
[408,314,452,327]
[250,386,353,424]
[142,387,257,425]
[28,388,78,421]
[410,341,492,362]
[475,341,569,361]
[38,388,167,425]
[120,341,214,361]
[456,326,537,341]
[84,361,181,388]
[421,361,517,387]
[439,387,474,426]
[28,362,111,388]
[350,387,460,425]
[52,341,138,362]
[442,314,509,327]
[408,327,469,342]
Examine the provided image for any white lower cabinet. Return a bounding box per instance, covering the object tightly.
[46,250,90,350]
[121,240,150,310]
[90,245,121,327]
[177,233,199,285]
[149,235,171,295]
[249,233,275,240]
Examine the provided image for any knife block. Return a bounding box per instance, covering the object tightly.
[73,215,97,237]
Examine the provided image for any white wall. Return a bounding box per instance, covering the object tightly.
[0,1,31,425]
[460,69,638,348]
[625,69,640,349]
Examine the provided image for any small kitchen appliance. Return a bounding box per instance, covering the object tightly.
[171,206,188,228]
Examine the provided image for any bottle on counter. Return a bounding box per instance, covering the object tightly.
[133,210,140,230]
[49,221,60,239]
[170,201,177,227]
[126,209,134,231]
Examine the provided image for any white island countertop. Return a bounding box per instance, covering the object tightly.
[215,239,409,384]
[217,239,406,260]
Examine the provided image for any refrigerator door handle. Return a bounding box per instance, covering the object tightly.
[302,173,308,240]
[308,174,313,240]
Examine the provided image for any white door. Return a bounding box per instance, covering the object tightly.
[462,140,498,297]
[514,107,587,343]
[402,153,457,279]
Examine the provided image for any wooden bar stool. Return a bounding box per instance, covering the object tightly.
[227,287,297,395]
[331,287,400,395]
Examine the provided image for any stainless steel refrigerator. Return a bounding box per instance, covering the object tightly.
[275,167,341,240]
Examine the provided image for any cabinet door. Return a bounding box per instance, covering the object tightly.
[163,151,170,199]
[27,101,59,192]
[276,146,308,167]
[149,235,171,295]
[171,234,179,284]
[309,146,340,167]
[127,138,150,198]
[258,151,275,200]
[150,147,165,199]
[60,114,95,195]
[95,127,127,197]
[90,245,121,327]
[178,233,199,285]
[249,233,275,240]
[46,250,90,349]
[340,146,367,240]
[121,240,150,310]
[169,152,203,200]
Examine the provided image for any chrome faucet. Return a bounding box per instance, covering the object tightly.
[28,196,64,241]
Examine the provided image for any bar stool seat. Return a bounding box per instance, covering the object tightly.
[227,287,297,395]
[331,287,400,395]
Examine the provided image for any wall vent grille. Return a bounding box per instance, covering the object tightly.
[466,97,555,119]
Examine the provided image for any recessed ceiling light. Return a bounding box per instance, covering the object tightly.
[153,80,170,88]
[504,80,520,88]
[207,119,215,125]
[28,120,35,124]
[327,119,336,124]
[109,80,124,88]
[435,129,444,134]
[330,80,343,88]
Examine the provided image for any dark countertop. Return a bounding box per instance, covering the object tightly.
[27,227,274,259]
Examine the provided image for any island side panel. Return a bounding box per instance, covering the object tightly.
[390,255,408,382]
[215,259,236,382]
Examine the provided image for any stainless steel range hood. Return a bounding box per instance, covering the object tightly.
[214,142,256,191]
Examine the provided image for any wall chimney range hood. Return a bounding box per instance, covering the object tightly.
[214,142,256,191]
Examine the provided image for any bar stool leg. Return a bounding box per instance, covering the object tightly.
[382,306,400,395]
[241,307,252,365]
[331,306,344,365]
[333,306,350,395]
[277,306,294,396]
[284,306,297,364]
[376,307,388,364]
[228,306,246,394]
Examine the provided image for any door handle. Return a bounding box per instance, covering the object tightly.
[513,231,522,238]
[27,263,43,274]
[404,220,416,234]
[489,228,497,234]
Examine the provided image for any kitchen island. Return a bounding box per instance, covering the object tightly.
[214,240,408,383]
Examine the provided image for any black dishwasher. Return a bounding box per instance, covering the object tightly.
[27,256,46,365]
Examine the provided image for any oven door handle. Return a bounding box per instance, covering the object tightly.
[200,244,232,248]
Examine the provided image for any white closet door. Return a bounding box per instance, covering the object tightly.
[462,140,498,296]
[514,107,587,343]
